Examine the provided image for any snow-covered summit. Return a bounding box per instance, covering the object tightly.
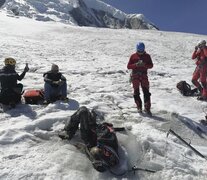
[1,0,158,30]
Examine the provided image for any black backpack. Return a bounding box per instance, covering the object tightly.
[176,81,198,96]
[96,123,118,153]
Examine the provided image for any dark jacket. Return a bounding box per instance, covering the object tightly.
[43,71,66,87]
[0,65,26,90]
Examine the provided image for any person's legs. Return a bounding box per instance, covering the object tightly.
[132,77,142,111]
[59,107,84,140]
[44,82,53,102]
[63,108,82,139]
[15,84,23,103]
[79,107,97,147]
[199,65,207,99]
[58,81,67,99]
[141,75,151,113]
[61,81,67,98]
[142,87,151,112]
[192,67,202,92]
[0,86,21,105]
[0,89,12,105]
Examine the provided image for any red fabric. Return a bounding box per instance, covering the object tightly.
[127,52,153,89]
[192,66,207,83]
[131,75,149,90]
[127,52,153,71]
[192,47,207,65]
[127,52,153,110]
[23,89,44,98]
[192,47,207,97]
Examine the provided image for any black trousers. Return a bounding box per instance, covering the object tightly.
[64,106,97,147]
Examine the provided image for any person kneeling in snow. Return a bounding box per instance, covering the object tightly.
[0,57,29,107]
[59,106,119,172]
[43,64,68,104]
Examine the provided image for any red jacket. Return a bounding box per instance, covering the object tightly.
[192,47,207,66]
[127,52,153,74]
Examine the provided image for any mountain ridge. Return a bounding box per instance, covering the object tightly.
[1,0,158,30]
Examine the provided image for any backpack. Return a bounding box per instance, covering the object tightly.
[23,89,44,104]
[96,122,118,153]
[176,81,195,96]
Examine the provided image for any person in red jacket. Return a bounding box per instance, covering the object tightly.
[127,42,153,115]
[192,40,207,100]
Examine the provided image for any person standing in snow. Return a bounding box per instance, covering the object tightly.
[191,40,207,100]
[43,64,68,104]
[0,57,29,106]
[127,42,153,115]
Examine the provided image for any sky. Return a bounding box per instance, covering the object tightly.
[101,0,207,35]
[1,10,207,179]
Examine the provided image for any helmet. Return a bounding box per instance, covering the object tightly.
[198,40,206,48]
[4,57,16,66]
[136,42,145,53]
[90,147,108,172]
[90,146,102,160]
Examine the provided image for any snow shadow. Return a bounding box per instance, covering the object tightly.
[142,113,168,122]
[176,114,207,138]
[53,98,79,111]
[4,104,37,119]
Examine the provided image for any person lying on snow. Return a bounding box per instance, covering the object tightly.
[59,106,119,172]
[0,57,29,107]
[43,64,68,104]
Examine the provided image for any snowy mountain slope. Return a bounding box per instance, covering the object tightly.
[1,0,158,29]
[0,12,207,180]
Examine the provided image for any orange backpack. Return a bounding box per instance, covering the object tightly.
[23,89,44,104]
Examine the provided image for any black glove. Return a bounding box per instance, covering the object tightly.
[24,64,29,72]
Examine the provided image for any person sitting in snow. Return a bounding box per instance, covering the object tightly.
[59,106,119,172]
[0,57,29,107]
[43,64,68,104]
[127,42,153,115]
[191,40,207,100]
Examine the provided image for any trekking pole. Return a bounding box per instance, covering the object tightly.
[114,126,132,132]
[130,166,156,174]
[167,129,207,160]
